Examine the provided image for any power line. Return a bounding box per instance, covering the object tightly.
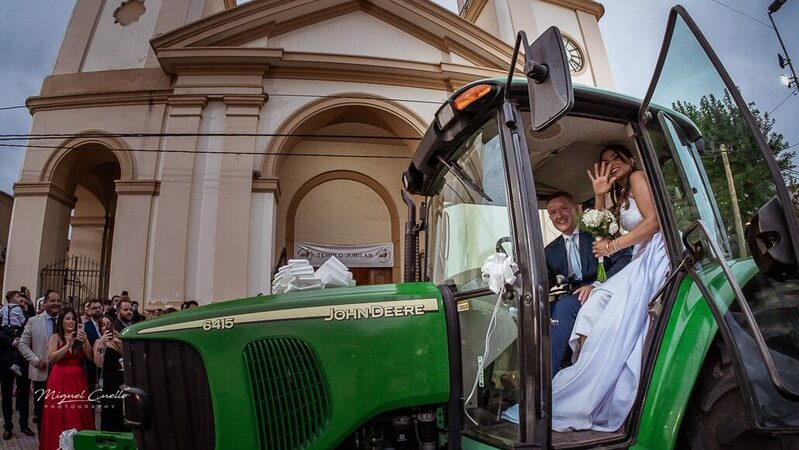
[0,105,27,111]
[768,88,797,115]
[710,0,773,29]
[0,142,412,159]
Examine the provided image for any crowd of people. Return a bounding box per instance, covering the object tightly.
[0,288,197,449]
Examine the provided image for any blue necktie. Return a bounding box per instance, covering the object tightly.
[568,234,583,281]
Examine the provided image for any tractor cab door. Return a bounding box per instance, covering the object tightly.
[639,6,799,431]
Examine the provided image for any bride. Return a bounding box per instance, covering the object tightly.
[551,145,669,432]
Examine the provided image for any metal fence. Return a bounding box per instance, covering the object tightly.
[39,255,108,310]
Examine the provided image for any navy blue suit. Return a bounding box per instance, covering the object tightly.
[546,231,632,376]
[83,319,101,391]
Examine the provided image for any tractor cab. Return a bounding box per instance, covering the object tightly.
[404,6,799,449]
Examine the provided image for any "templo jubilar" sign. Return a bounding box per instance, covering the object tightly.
[294,242,394,267]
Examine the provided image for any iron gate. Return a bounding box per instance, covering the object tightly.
[39,256,108,310]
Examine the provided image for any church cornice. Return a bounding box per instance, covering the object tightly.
[463,0,604,22]
[24,54,504,114]
[150,0,514,70]
[544,0,604,19]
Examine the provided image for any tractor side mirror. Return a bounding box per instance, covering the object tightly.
[522,27,574,131]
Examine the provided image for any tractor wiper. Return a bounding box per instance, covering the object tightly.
[436,155,493,202]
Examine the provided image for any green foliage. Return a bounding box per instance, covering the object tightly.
[673,90,797,232]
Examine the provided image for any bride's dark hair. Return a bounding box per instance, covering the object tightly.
[599,144,639,220]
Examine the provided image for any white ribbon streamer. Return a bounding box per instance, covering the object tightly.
[464,253,519,426]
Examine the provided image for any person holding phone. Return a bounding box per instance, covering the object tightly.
[96,298,132,432]
[39,307,94,450]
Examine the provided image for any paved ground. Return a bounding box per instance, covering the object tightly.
[3,395,102,450]
[3,396,37,450]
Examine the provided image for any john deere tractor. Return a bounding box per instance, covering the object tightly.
[77,6,799,450]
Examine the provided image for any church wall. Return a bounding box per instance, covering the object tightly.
[54,0,227,75]
[264,11,446,64]
[68,185,107,263]
[576,10,615,90]
[248,191,277,297]
[184,100,226,303]
[294,180,393,245]
[83,0,165,72]
[473,0,502,42]
[19,103,165,183]
[528,0,596,86]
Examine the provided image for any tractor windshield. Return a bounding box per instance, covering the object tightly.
[427,114,520,447]
[428,116,511,289]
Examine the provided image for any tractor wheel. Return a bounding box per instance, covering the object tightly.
[678,340,798,450]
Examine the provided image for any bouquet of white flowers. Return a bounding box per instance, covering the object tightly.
[579,209,619,282]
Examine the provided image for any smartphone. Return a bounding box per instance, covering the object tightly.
[77,323,84,333]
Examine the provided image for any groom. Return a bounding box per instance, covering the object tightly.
[545,191,631,376]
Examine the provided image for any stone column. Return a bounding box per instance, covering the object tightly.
[211,96,265,301]
[3,183,75,297]
[108,180,160,304]
[248,179,280,296]
[146,96,206,304]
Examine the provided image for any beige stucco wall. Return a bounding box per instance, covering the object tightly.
[54,0,231,74]
[266,11,446,63]
[470,0,613,89]
[294,179,392,245]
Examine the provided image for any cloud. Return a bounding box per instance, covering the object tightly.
[0,0,76,193]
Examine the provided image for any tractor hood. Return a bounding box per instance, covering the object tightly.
[122,283,442,338]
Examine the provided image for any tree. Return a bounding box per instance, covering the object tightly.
[672,90,797,253]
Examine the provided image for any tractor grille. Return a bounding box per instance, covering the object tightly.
[244,337,330,450]
[123,340,214,450]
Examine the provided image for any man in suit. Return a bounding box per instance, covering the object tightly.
[18,291,62,430]
[82,299,102,392]
[545,192,631,376]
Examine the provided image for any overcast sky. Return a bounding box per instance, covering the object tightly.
[0,0,796,195]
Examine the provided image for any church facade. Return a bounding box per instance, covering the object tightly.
[3,0,611,307]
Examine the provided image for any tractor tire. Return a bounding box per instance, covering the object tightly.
[678,340,799,450]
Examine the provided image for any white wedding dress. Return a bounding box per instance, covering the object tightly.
[550,197,669,432]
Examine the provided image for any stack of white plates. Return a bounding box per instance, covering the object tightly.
[314,256,356,288]
[272,259,323,294]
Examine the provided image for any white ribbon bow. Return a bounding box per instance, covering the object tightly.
[481,253,518,294]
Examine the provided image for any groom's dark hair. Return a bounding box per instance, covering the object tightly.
[546,191,575,206]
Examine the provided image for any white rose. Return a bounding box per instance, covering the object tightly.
[583,209,600,227]
[609,223,619,234]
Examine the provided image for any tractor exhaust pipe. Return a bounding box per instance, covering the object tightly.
[402,189,417,282]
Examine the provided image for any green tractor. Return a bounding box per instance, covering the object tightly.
[78,6,799,450]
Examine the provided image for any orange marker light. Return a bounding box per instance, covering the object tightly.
[453,84,492,111]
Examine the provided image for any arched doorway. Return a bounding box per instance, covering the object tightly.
[267,95,425,285]
[38,135,132,307]
[287,171,400,285]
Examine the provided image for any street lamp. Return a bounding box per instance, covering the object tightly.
[768,0,798,89]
